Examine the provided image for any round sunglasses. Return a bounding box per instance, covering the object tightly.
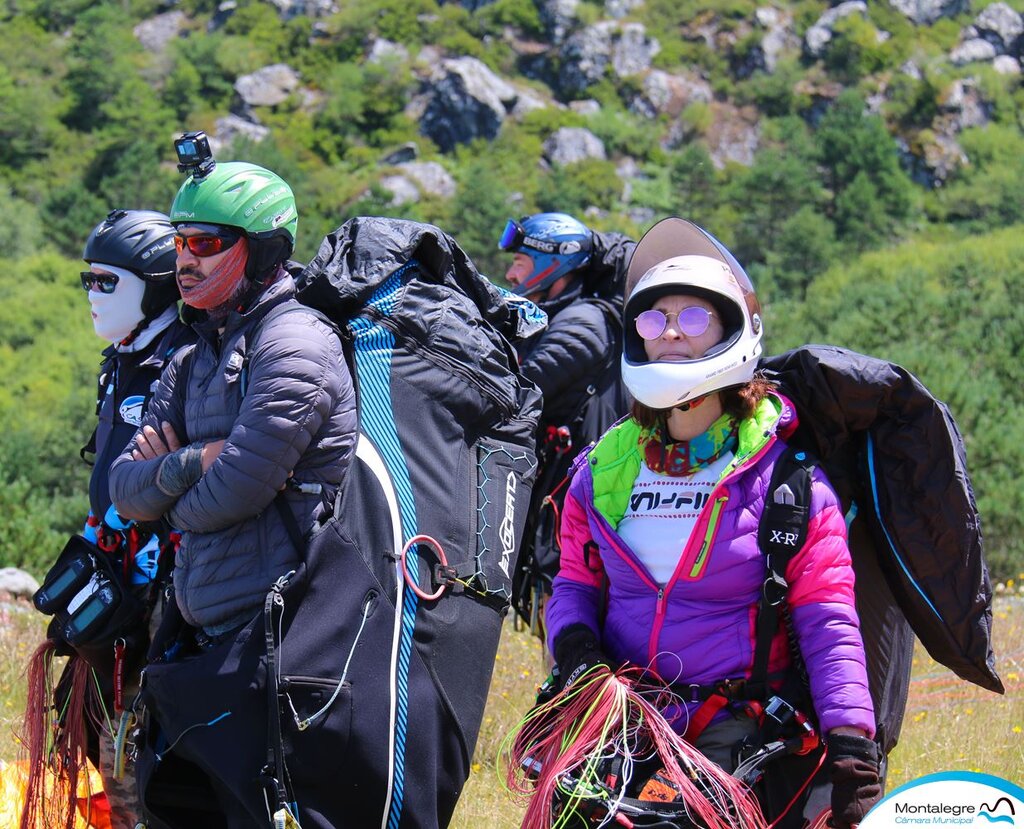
[80,271,119,294]
[174,228,241,258]
[635,307,716,340]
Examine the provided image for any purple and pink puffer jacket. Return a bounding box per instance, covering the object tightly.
[546,393,875,737]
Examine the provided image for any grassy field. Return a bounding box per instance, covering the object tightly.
[1,598,1020,827]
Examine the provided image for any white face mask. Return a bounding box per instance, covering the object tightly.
[87,265,147,343]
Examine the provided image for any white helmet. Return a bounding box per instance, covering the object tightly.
[621,218,763,409]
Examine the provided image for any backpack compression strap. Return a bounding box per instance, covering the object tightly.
[750,445,816,697]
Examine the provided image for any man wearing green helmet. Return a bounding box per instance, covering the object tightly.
[108,147,358,825]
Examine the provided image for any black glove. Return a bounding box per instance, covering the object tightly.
[827,734,881,829]
[553,623,611,691]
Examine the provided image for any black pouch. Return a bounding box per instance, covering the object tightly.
[37,535,148,680]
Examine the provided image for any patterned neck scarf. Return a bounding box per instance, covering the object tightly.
[641,412,738,477]
[177,236,250,312]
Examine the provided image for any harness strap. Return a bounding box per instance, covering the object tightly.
[263,586,291,813]
[751,446,816,694]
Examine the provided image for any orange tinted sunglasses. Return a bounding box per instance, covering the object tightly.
[174,226,241,257]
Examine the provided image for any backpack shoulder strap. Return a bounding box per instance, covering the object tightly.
[749,444,817,698]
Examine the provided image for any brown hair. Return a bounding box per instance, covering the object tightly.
[630,375,776,429]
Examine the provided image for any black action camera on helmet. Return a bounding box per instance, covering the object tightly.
[174,130,216,178]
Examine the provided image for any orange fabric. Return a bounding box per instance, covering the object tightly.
[0,759,110,829]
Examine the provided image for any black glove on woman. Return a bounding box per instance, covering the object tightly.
[827,734,881,828]
[553,623,611,691]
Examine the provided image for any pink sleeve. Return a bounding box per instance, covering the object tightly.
[786,482,876,737]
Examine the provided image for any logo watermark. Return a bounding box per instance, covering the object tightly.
[861,771,1023,827]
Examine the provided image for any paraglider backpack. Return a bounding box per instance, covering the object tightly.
[511,295,629,632]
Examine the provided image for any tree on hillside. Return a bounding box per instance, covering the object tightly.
[815,90,915,250]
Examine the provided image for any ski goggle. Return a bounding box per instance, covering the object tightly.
[80,271,119,294]
[635,307,716,340]
[498,218,558,254]
[174,225,242,258]
[499,219,526,252]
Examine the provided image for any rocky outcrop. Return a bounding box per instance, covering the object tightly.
[543,127,607,165]
[379,174,421,205]
[805,1,867,58]
[133,11,185,53]
[629,70,713,119]
[539,0,580,44]
[210,115,270,153]
[974,2,1024,51]
[418,57,519,151]
[0,567,39,600]
[951,38,998,65]
[397,161,457,198]
[756,7,800,73]
[888,0,968,25]
[235,64,302,108]
[367,38,410,64]
[559,21,660,96]
[267,0,338,19]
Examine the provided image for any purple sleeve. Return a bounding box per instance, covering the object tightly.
[545,472,603,651]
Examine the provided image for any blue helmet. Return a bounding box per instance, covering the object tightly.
[499,213,593,296]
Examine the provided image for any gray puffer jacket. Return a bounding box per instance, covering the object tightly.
[109,276,357,632]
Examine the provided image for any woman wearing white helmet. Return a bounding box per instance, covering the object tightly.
[543,218,881,829]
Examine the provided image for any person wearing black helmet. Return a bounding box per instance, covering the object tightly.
[23,210,196,829]
[498,213,635,640]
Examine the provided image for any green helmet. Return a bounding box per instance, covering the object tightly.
[170,161,298,279]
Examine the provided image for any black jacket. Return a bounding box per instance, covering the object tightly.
[86,318,196,522]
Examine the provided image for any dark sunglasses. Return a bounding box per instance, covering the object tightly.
[174,227,241,258]
[635,307,716,340]
[81,271,119,294]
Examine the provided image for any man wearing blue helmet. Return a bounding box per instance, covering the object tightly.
[499,212,635,639]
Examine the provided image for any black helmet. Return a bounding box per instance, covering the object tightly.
[83,209,180,320]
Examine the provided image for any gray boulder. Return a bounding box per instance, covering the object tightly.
[942,77,992,131]
[560,22,617,95]
[630,70,712,119]
[805,1,868,58]
[560,21,659,96]
[570,99,603,115]
[133,11,185,54]
[973,2,1023,50]
[951,37,999,64]
[612,23,660,78]
[706,109,760,168]
[379,175,422,206]
[539,0,581,44]
[0,567,39,600]
[993,54,1022,73]
[543,127,607,165]
[419,57,518,152]
[268,0,338,19]
[210,115,270,154]
[757,7,800,73]
[396,161,457,198]
[605,0,643,19]
[367,38,410,64]
[235,64,301,108]
[888,0,968,24]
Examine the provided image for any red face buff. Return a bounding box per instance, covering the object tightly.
[177,236,250,311]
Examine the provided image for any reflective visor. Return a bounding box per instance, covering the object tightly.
[499,219,524,252]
